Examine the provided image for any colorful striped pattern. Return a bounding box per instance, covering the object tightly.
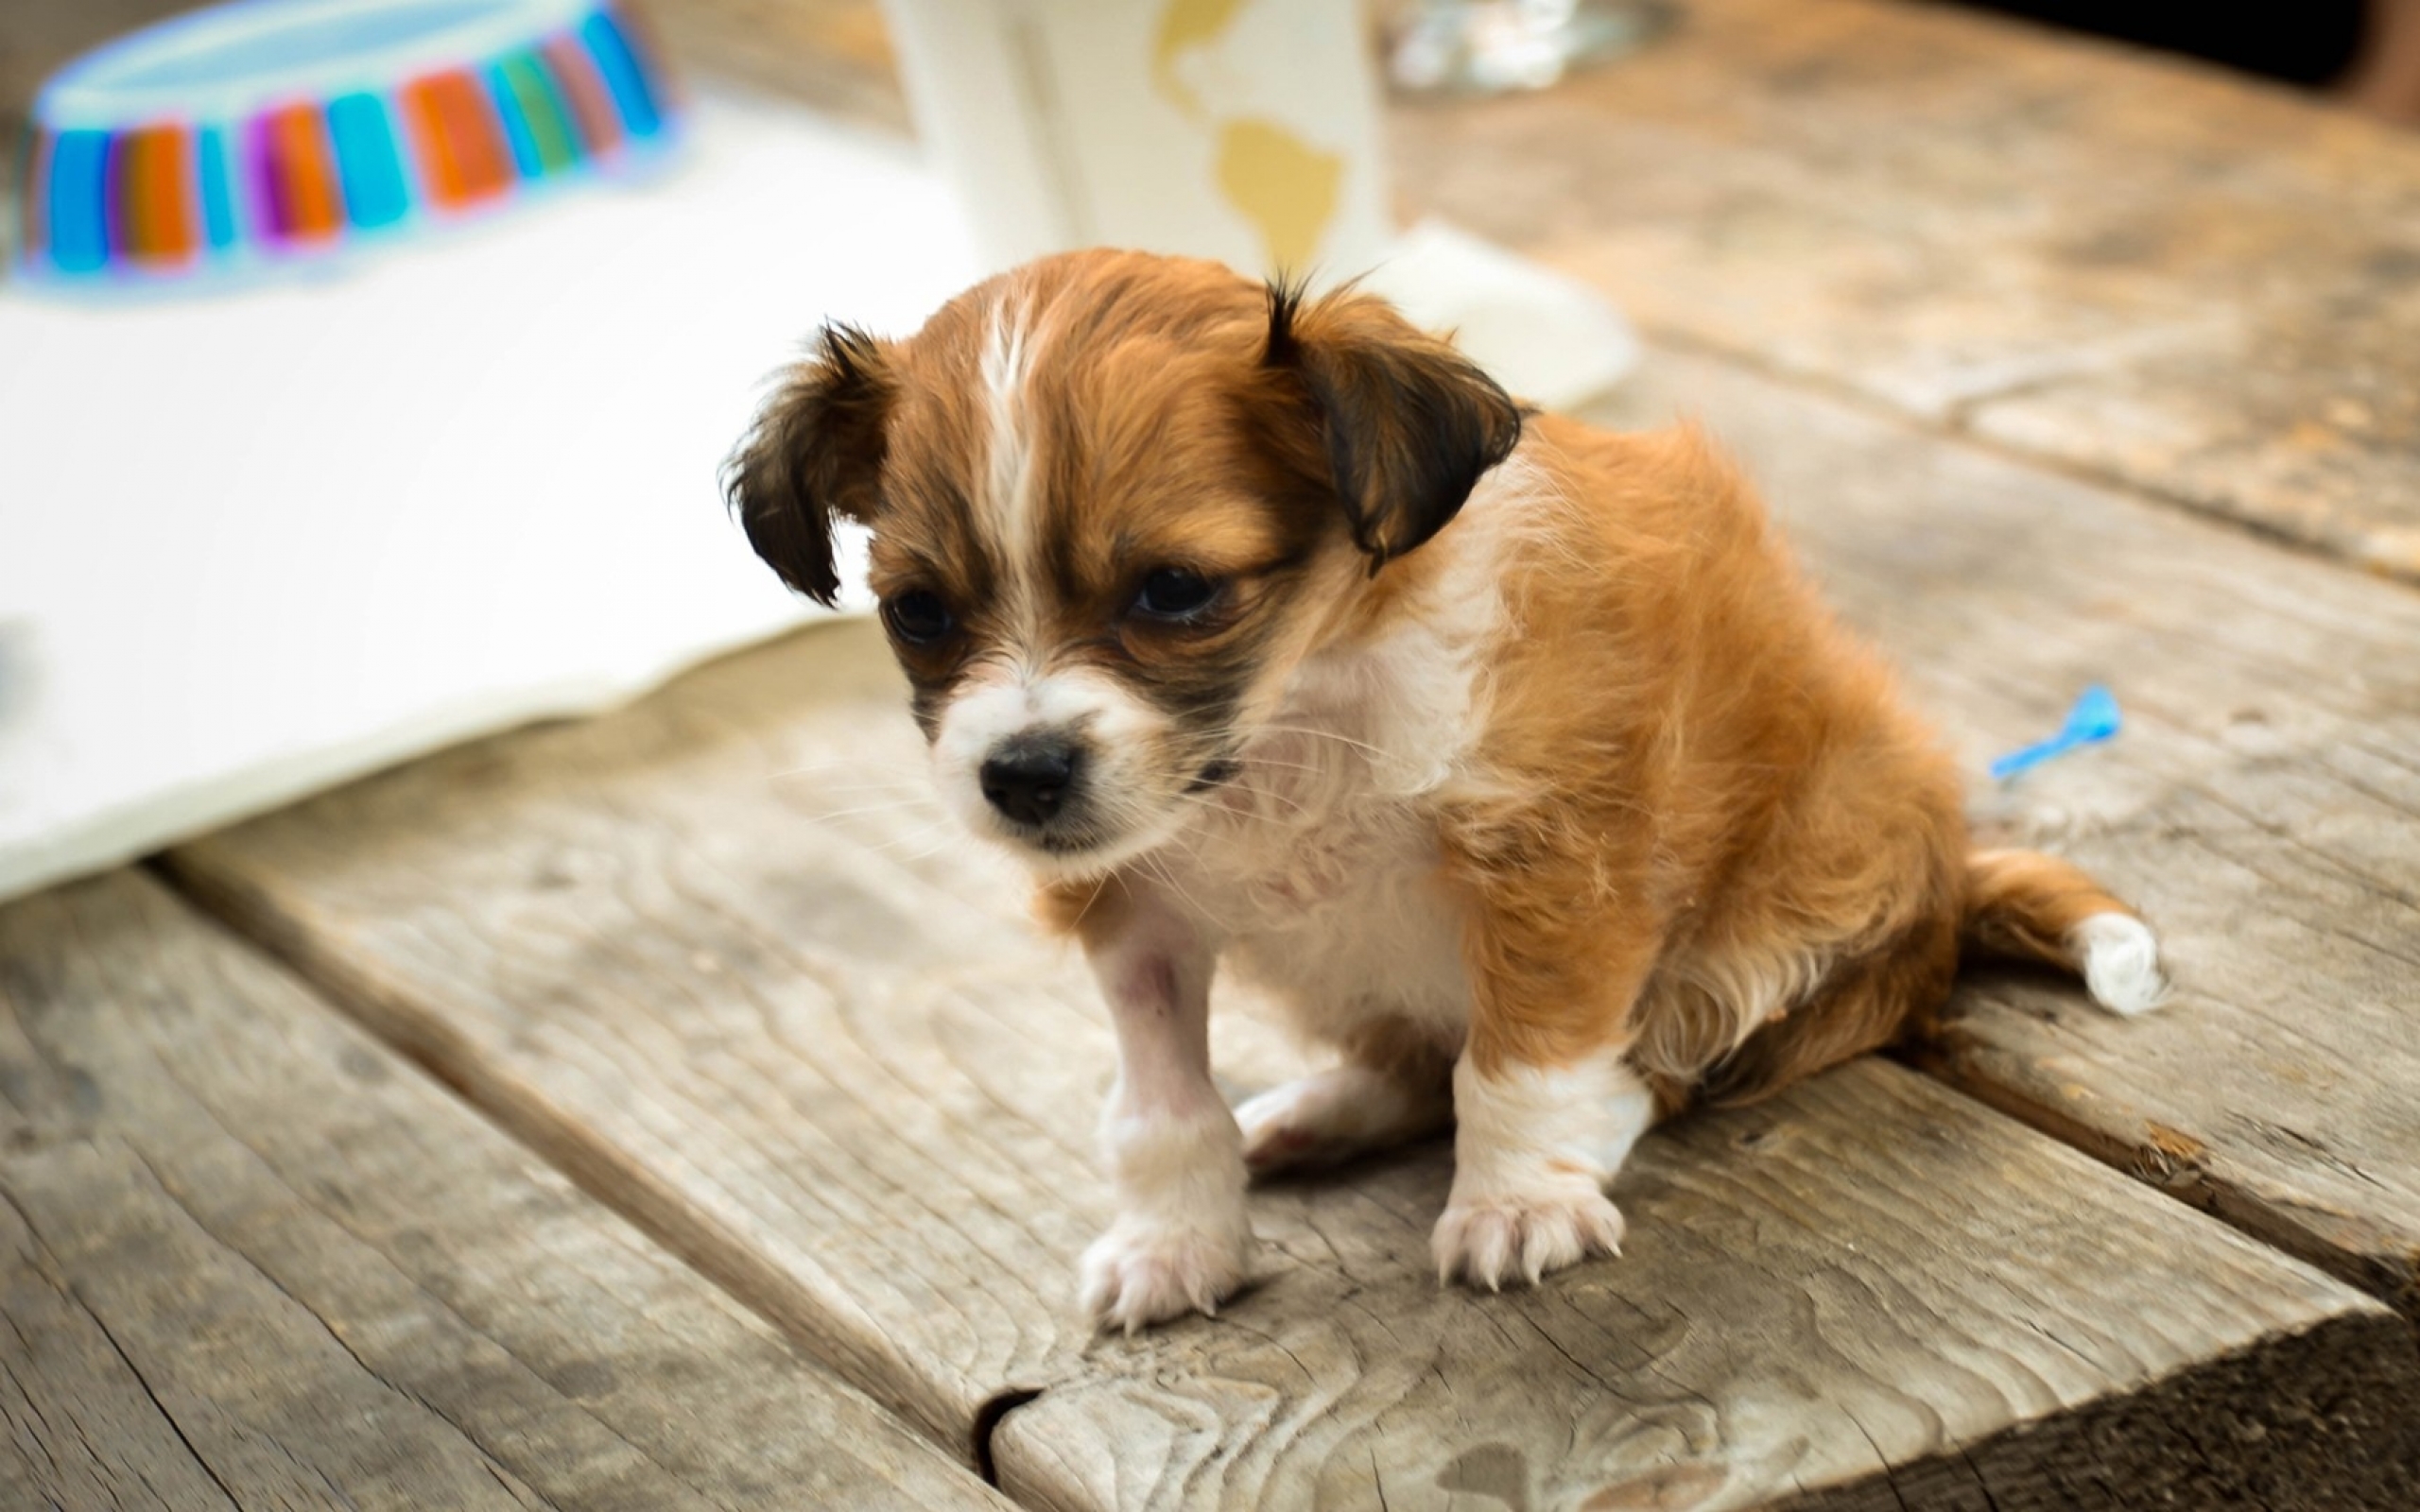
[22,2,675,278]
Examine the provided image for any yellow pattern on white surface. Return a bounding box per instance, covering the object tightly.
[1150,0,1249,120]
[1214,118,1342,272]
[1150,0,1342,272]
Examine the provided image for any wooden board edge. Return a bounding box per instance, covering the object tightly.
[1783,1309,2420,1511]
[150,850,995,1463]
[1917,1033,2420,1322]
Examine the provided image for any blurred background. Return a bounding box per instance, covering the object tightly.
[12,0,2419,178]
[2,0,2415,905]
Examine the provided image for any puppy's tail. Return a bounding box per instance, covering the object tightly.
[1962,849,2169,1015]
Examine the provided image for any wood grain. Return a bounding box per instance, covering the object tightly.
[0,871,1011,1512]
[165,558,2420,1500]
[994,1065,2420,1512]
[13,0,2416,1499]
[1388,0,2420,581]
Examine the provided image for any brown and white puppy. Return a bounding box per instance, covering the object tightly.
[728,249,2168,1332]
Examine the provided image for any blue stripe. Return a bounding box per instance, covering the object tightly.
[46,129,112,272]
[197,125,237,248]
[327,91,409,228]
[579,11,661,137]
[487,62,544,177]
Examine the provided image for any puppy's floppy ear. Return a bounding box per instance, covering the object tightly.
[724,324,895,606]
[1261,280,1523,570]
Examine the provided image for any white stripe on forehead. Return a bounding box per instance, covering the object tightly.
[980,296,1044,652]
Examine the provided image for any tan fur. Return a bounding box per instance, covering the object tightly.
[1962,849,2140,972]
[730,249,2162,1320]
[1425,419,1977,1106]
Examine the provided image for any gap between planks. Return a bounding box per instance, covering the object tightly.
[154,338,2420,1505]
[147,816,2386,1499]
[138,851,1052,1481]
[139,844,1063,1494]
[0,869,1015,1512]
[145,832,2420,1509]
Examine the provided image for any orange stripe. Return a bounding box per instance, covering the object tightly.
[403,70,512,206]
[268,105,342,239]
[121,125,198,261]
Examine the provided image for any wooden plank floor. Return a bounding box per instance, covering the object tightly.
[158,330,2420,1506]
[160,606,2420,1507]
[0,873,1011,1511]
[9,0,2420,1506]
[1390,0,2420,583]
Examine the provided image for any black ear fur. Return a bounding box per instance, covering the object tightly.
[1263,280,1524,570]
[722,324,894,606]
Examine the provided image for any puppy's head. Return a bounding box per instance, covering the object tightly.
[727,250,1520,878]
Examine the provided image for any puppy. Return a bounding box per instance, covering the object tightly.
[728,249,2168,1332]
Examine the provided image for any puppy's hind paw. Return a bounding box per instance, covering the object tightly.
[1432,1188,1625,1291]
[1236,1066,1451,1177]
[1080,1220,1251,1334]
[2070,913,2171,1016]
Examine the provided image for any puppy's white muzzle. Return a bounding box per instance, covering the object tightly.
[931,665,1180,873]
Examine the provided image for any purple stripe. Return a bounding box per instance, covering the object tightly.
[245,114,287,240]
[101,131,130,255]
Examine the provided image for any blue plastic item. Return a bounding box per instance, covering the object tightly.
[1990,684,2123,782]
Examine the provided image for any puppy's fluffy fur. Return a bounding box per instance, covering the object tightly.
[730,250,2167,1332]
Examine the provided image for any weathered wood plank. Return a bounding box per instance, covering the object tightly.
[994,1063,2420,1512]
[165,609,2420,1497]
[0,872,1011,1512]
[1582,346,2420,1321]
[2,1165,248,1512]
[1389,0,2420,581]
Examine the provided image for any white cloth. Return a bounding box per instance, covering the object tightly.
[0,89,976,901]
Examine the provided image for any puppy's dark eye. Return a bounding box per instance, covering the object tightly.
[1132,568,1220,622]
[883,590,955,645]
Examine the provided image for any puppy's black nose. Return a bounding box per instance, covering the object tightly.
[980,740,1080,827]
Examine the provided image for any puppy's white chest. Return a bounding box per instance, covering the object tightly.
[1150,490,1512,1040]
[1166,696,1477,1040]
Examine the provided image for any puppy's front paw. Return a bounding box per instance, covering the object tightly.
[1080,1220,1250,1333]
[1432,1187,1625,1290]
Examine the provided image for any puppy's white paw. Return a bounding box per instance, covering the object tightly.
[1236,1067,1450,1176]
[1432,1187,1625,1290]
[1080,1220,1250,1333]
[2070,912,2170,1016]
